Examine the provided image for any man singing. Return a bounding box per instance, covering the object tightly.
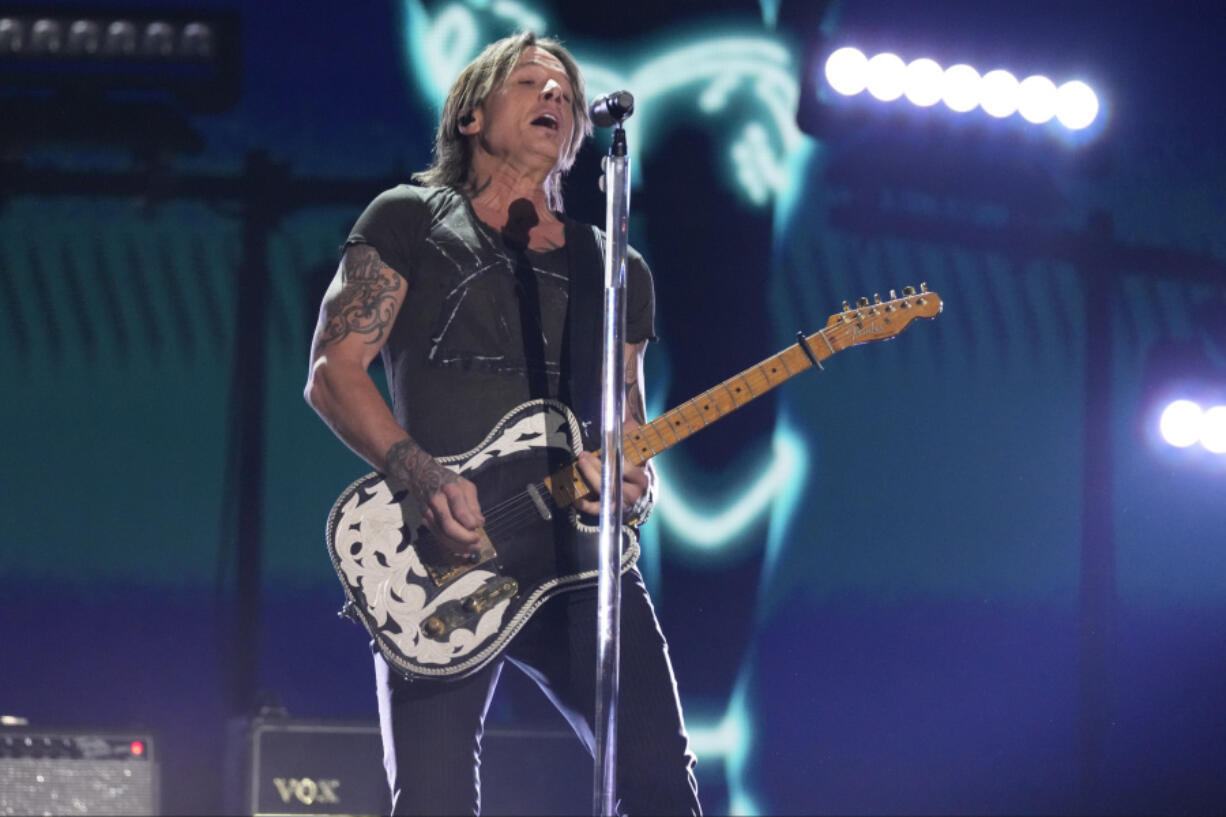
[304,32,701,816]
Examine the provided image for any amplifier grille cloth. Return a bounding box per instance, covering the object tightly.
[1,758,157,816]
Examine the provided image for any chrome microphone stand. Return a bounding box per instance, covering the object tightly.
[591,90,634,817]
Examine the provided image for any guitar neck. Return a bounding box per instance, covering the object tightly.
[542,286,941,510]
[545,328,834,508]
[627,334,831,465]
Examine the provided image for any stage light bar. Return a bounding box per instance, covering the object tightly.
[0,15,212,59]
[0,6,237,111]
[1158,399,1226,454]
[822,46,1099,131]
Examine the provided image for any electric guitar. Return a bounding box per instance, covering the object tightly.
[326,286,942,680]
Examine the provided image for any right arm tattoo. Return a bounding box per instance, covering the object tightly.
[385,437,458,507]
[625,342,648,426]
[320,245,402,346]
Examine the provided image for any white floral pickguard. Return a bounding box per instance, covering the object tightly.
[329,400,583,671]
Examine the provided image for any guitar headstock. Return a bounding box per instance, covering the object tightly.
[821,284,942,350]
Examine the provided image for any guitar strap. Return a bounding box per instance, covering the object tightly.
[560,221,606,451]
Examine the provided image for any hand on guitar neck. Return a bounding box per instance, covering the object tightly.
[572,449,653,518]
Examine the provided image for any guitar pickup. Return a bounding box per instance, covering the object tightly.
[525,482,552,520]
[420,576,519,641]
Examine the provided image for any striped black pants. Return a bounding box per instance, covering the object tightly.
[373,568,702,816]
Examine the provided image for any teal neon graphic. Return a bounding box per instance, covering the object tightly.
[689,680,762,816]
[655,422,809,553]
[401,0,808,205]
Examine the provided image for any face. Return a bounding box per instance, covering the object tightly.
[468,46,577,171]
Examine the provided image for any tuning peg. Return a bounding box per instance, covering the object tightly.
[920,282,928,293]
[856,296,870,308]
[874,293,882,304]
[889,289,897,300]
[902,285,916,296]
[842,300,851,312]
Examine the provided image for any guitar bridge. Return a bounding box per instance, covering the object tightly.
[421,528,498,587]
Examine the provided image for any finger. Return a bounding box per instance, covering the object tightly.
[623,462,649,490]
[574,496,601,516]
[576,451,601,498]
[437,511,482,548]
[443,480,483,529]
[460,479,485,526]
[427,493,481,548]
[420,508,477,556]
[622,464,647,508]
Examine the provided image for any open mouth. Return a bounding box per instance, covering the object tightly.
[531,113,559,130]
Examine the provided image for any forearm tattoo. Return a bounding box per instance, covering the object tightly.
[385,437,458,507]
[320,245,402,346]
[624,343,655,525]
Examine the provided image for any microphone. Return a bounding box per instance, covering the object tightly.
[589,90,634,127]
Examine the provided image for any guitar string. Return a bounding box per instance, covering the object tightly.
[476,478,633,543]
[457,329,817,526]
[482,486,644,544]
[405,311,932,550]
[412,466,574,546]
[434,357,797,541]
[481,482,551,535]
[423,324,849,541]
[428,479,555,544]
[479,464,645,532]
[468,480,548,520]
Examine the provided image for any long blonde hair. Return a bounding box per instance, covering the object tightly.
[412,32,592,211]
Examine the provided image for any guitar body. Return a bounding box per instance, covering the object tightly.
[326,399,639,681]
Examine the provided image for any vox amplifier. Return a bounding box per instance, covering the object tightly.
[0,726,158,816]
[226,718,389,817]
[227,716,589,816]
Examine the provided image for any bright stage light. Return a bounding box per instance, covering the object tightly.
[1159,400,1204,449]
[903,57,943,107]
[1017,74,1058,123]
[825,46,868,96]
[941,63,980,113]
[979,69,1019,118]
[816,45,1099,134]
[1056,80,1099,130]
[1201,406,1226,454]
[865,51,906,101]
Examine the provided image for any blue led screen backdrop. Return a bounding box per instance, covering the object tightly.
[2,1,1225,814]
